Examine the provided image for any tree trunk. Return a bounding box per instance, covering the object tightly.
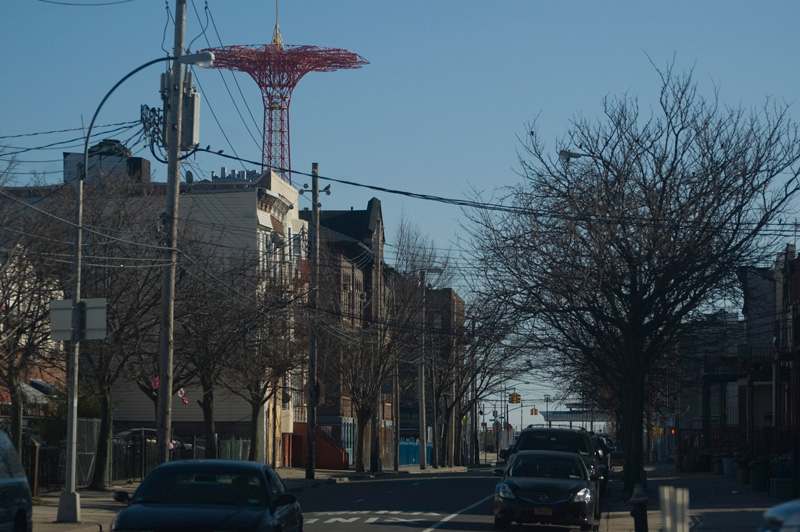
[271,384,279,467]
[440,408,451,467]
[89,391,113,490]
[354,413,370,473]
[8,373,24,452]
[198,379,217,458]
[621,379,646,492]
[247,401,261,462]
[454,403,463,466]
[369,411,380,473]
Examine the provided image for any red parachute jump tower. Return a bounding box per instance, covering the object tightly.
[202,14,367,184]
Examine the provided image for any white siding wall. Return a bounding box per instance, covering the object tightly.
[111,381,254,424]
[180,190,259,254]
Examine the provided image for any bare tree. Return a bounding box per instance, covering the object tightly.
[73,177,164,489]
[218,259,307,462]
[466,64,800,490]
[0,220,66,451]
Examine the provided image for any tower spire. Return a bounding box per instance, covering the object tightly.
[271,0,283,49]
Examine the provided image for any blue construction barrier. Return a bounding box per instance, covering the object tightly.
[398,441,433,466]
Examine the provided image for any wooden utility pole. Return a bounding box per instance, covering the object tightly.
[418,270,427,470]
[472,321,479,465]
[393,362,400,471]
[306,163,319,479]
[157,0,187,466]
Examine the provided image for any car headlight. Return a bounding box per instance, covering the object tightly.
[496,483,515,499]
[573,488,593,503]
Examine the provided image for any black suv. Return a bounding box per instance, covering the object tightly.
[498,427,605,498]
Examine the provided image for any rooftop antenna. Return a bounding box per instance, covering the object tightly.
[202,1,367,184]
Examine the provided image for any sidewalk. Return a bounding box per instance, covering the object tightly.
[30,464,468,532]
[598,461,779,532]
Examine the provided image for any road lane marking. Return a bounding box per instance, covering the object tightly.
[325,517,359,523]
[305,511,442,517]
[421,494,494,532]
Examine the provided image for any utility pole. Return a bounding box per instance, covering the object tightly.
[418,270,427,470]
[393,361,399,472]
[545,394,551,428]
[431,346,439,468]
[157,0,187,465]
[57,143,85,525]
[472,320,479,465]
[306,163,319,479]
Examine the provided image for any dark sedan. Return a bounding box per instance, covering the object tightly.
[111,459,303,532]
[494,450,598,531]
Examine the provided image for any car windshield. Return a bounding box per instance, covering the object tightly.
[508,456,585,480]
[516,433,592,456]
[132,468,268,506]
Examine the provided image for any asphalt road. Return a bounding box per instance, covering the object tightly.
[296,469,502,532]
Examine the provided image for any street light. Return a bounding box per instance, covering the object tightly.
[544,394,551,428]
[57,50,213,524]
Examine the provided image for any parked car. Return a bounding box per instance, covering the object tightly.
[494,450,598,531]
[589,432,611,491]
[111,459,302,532]
[0,430,32,532]
[113,427,191,451]
[498,427,605,499]
[758,498,800,532]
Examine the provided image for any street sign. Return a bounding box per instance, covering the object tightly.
[50,298,107,341]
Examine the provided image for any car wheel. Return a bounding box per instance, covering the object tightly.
[493,516,510,530]
[13,513,26,532]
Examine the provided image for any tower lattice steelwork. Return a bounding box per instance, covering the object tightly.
[202,20,367,183]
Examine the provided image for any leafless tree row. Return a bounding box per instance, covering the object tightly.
[465,64,800,490]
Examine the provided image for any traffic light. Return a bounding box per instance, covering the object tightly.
[531,408,539,416]
[509,392,521,404]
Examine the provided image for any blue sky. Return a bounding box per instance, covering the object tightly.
[3,0,799,425]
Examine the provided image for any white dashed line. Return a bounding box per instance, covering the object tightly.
[421,494,494,532]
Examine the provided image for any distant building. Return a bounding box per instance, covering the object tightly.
[63,139,150,183]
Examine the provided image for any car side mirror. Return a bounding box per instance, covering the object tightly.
[498,449,509,460]
[273,493,297,508]
[113,491,130,505]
